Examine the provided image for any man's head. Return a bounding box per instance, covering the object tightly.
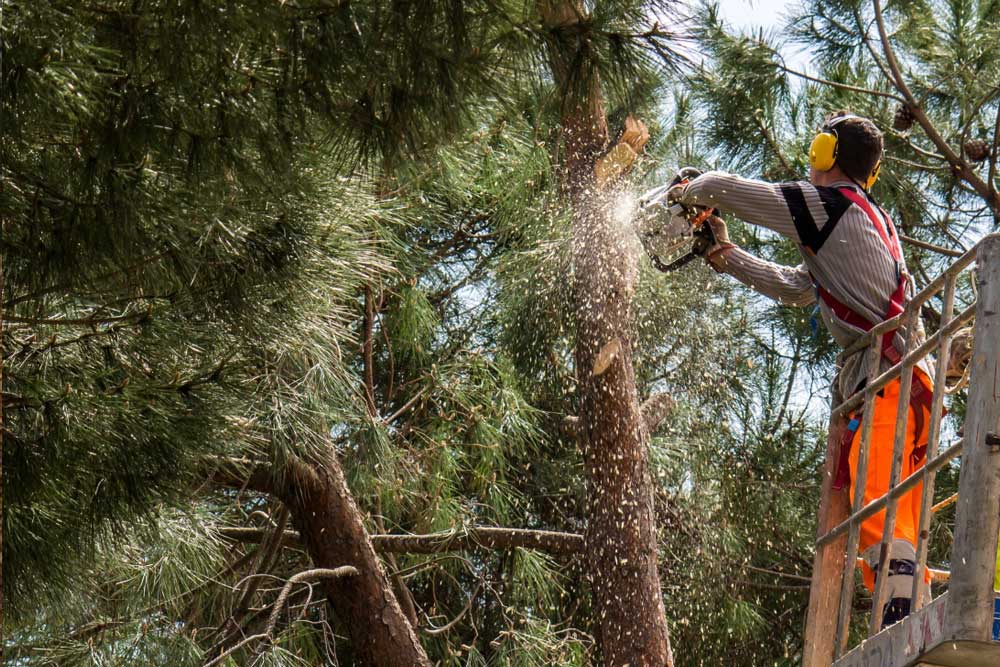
[808,111,884,189]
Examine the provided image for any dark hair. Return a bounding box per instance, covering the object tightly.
[826,111,883,183]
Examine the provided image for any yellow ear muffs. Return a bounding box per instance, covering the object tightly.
[864,158,881,189]
[809,131,839,171]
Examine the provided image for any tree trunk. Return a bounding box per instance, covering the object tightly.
[1,240,5,636]
[540,3,673,665]
[276,451,431,667]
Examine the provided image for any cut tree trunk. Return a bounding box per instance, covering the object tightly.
[274,450,431,667]
[539,2,673,665]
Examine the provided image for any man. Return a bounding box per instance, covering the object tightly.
[666,111,933,627]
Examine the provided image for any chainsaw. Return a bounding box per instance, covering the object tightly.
[636,167,719,272]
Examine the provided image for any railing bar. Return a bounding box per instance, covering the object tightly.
[817,439,963,546]
[868,310,920,637]
[838,244,979,359]
[911,274,957,610]
[831,304,976,419]
[834,341,884,656]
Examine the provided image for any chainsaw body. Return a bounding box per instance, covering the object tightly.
[636,168,717,272]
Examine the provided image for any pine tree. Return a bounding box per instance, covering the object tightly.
[2,2,705,666]
[3,2,849,666]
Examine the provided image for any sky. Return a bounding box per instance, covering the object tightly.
[713,0,813,71]
[715,0,798,31]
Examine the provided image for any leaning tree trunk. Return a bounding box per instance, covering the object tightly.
[540,2,673,666]
[276,451,431,667]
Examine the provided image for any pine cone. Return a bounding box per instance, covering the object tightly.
[893,104,915,131]
[963,138,990,162]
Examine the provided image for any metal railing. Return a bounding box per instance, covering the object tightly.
[802,233,1000,665]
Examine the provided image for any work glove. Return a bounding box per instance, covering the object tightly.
[702,215,736,271]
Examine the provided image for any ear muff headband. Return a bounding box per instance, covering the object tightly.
[808,114,881,189]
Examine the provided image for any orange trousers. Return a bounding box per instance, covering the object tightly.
[846,372,931,591]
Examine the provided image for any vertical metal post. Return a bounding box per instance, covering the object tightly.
[869,311,919,636]
[945,233,1000,642]
[802,411,851,667]
[834,340,884,655]
[911,274,957,610]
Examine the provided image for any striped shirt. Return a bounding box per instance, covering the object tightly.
[676,171,930,402]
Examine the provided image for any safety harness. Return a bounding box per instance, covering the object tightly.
[816,187,935,490]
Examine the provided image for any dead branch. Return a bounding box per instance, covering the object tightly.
[203,568,356,667]
[265,567,358,637]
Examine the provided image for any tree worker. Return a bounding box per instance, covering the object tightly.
[666,111,934,628]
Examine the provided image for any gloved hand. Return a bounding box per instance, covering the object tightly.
[666,182,687,206]
[705,215,730,245]
[702,215,736,271]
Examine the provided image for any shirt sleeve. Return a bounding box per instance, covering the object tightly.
[679,171,853,254]
[718,247,817,307]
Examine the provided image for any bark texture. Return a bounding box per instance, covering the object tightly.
[275,452,431,667]
[540,2,673,665]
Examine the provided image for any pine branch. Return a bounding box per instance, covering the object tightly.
[872,0,1000,214]
[6,310,151,327]
[205,457,274,495]
[362,285,377,418]
[774,60,902,102]
[750,110,795,176]
[217,526,585,555]
[264,567,358,638]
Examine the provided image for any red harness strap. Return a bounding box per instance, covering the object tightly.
[815,188,935,489]
[817,187,907,365]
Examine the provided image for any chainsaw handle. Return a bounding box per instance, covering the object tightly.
[644,167,722,273]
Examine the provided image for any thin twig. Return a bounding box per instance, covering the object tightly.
[775,60,902,102]
[382,386,429,425]
[751,110,795,176]
[422,579,483,636]
[899,234,964,258]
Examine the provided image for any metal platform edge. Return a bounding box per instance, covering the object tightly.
[834,592,1000,667]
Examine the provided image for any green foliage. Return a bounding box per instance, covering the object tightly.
[9,0,994,665]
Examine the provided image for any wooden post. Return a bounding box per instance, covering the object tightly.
[834,341,883,655]
[803,411,852,667]
[911,274,957,610]
[945,233,1000,642]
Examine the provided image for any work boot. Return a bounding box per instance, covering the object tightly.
[879,559,916,628]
